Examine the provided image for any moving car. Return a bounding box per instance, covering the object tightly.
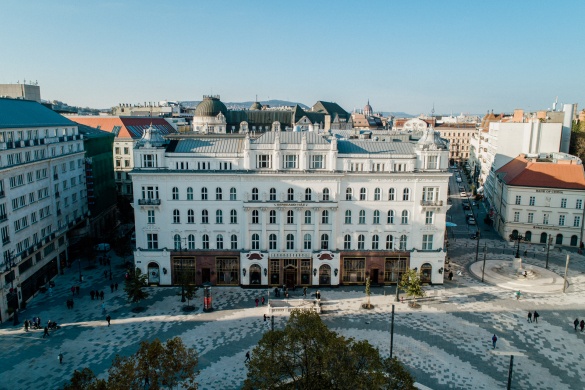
[460,191,467,197]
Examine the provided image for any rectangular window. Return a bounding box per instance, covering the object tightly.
[422,234,433,250]
[515,196,521,205]
[560,198,567,208]
[422,187,438,202]
[558,215,565,226]
[283,155,297,169]
[574,215,581,227]
[426,156,438,169]
[310,155,324,169]
[256,155,271,169]
[529,196,535,206]
[147,233,158,249]
[576,199,583,209]
[513,212,520,222]
[527,212,534,223]
[425,211,434,224]
[143,154,154,167]
[543,213,549,225]
[147,210,155,224]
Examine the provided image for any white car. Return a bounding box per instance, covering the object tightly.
[460,191,467,197]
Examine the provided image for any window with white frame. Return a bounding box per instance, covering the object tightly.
[231,234,238,249]
[287,210,294,224]
[269,234,277,250]
[187,187,193,200]
[216,210,223,224]
[422,234,433,250]
[559,215,565,226]
[252,188,259,201]
[529,196,535,206]
[374,188,381,201]
[422,187,438,202]
[147,233,158,249]
[576,199,583,209]
[357,234,365,250]
[425,211,434,225]
[148,210,155,224]
[270,210,276,224]
[252,210,259,224]
[515,195,521,205]
[527,212,534,223]
[321,234,329,250]
[345,210,352,224]
[385,235,394,250]
[574,215,581,227]
[561,198,567,208]
[216,234,223,249]
[286,234,294,250]
[188,234,195,249]
[287,188,294,201]
[426,156,438,169]
[321,210,329,224]
[310,155,324,169]
[543,213,549,225]
[372,235,379,250]
[251,234,259,250]
[216,187,223,200]
[402,188,410,201]
[269,188,276,201]
[173,209,180,223]
[387,210,395,224]
[230,209,237,224]
[373,210,380,224]
[230,187,237,200]
[359,210,366,224]
[202,234,210,249]
[359,188,366,200]
[399,235,407,250]
[401,210,409,224]
[188,209,195,223]
[202,209,209,224]
[201,187,208,200]
[513,211,520,222]
[346,187,353,200]
[302,210,310,224]
[388,188,395,201]
[257,155,271,168]
[283,155,297,169]
[304,234,311,250]
[305,188,312,201]
[322,188,330,201]
[344,234,351,250]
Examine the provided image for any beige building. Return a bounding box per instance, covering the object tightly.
[435,123,477,166]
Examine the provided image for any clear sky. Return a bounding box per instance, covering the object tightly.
[1,0,583,115]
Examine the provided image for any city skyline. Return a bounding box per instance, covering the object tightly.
[1,0,583,115]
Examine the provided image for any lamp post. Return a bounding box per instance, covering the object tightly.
[509,233,524,258]
[474,230,481,263]
[545,234,552,269]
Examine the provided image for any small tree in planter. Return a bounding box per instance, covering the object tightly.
[183,281,198,312]
[362,276,373,309]
[398,269,425,308]
[124,268,149,312]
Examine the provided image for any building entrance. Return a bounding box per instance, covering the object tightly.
[284,268,297,288]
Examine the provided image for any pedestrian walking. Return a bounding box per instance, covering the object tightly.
[43,326,50,338]
[101,302,106,314]
[106,315,111,326]
[58,352,63,364]
[533,311,539,323]
[261,296,265,306]
[527,311,532,323]
[24,320,29,332]
[71,286,75,296]
[303,287,307,298]
[110,283,114,293]
[90,290,95,300]
[255,298,259,307]
[114,282,118,291]
[515,290,521,300]
[100,291,104,300]
[449,271,454,280]
[263,314,267,322]
[574,318,579,330]
[245,351,250,362]
[492,334,497,349]
[580,319,585,332]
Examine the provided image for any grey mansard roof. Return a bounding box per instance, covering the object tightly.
[253,131,330,145]
[174,137,244,154]
[337,140,415,155]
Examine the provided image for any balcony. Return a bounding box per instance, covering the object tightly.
[420,200,444,207]
[138,198,161,206]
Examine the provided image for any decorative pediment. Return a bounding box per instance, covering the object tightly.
[316,252,334,260]
[246,252,265,260]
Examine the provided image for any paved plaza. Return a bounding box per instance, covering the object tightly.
[1,238,585,390]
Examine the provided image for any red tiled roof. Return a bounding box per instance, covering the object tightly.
[69,116,176,139]
[496,155,585,190]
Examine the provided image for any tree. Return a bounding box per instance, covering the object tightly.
[62,368,107,390]
[364,276,372,309]
[243,310,415,389]
[398,269,425,307]
[63,338,198,390]
[124,267,149,308]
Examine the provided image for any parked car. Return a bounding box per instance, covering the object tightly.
[94,243,110,251]
[456,177,462,183]
[460,191,467,197]
[467,217,476,225]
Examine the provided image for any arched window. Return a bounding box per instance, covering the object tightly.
[321,234,329,250]
[322,188,330,201]
[230,209,237,224]
[252,187,259,201]
[403,188,410,201]
[287,188,294,201]
[269,188,276,201]
[188,234,195,249]
[346,187,353,200]
[556,233,563,245]
[388,188,395,201]
[269,234,277,250]
[304,233,312,250]
[269,210,276,224]
[230,187,237,200]
[570,235,578,246]
[387,210,395,224]
[345,210,352,224]
[344,234,351,250]
[172,187,179,200]
[174,234,181,250]
[321,210,329,224]
[401,210,409,224]
[305,188,312,201]
[304,210,312,224]
[252,210,259,224]
[201,187,208,200]
[216,234,224,249]
[216,187,223,200]
[358,234,365,250]
[319,264,331,285]
[386,234,394,250]
[372,235,379,250]
[373,210,380,224]
[511,230,519,239]
[359,188,367,200]
[287,210,294,224]
[399,235,407,250]
[187,209,194,224]
[202,234,209,249]
[251,234,260,250]
[216,209,223,224]
[173,209,180,224]
[374,188,381,201]
[201,209,209,224]
[524,231,532,242]
[359,210,366,224]
[187,187,193,200]
[286,234,295,250]
[540,232,548,243]
[231,234,238,249]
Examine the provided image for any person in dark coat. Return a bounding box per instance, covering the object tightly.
[106,315,111,326]
[43,326,50,338]
[261,296,265,305]
[533,311,539,323]
[492,334,497,349]
[90,290,95,300]
[100,291,104,300]
[527,311,532,323]
[255,298,259,307]
[574,318,579,330]
[110,283,114,293]
[580,320,585,332]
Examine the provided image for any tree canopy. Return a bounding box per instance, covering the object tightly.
[398,269,425,305]
[124,267,149,304]
[243,310,415,390]
[62,337,198,390]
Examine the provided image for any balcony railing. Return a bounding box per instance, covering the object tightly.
[138,198,161,205]
[420,200,444,206]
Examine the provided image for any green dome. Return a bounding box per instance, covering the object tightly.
[194,96,228,117]
[250,101,263,110]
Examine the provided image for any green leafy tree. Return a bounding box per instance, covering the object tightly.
[124,267,149,307]
[382,357,417,389]
[63,338,198,390]
[365,276,372,308]
[243,310,415,389]
[398,269,425,306]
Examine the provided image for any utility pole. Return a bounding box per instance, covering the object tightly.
[507,355,514,390]
[474,230,481,263]
[390,304,395,359]
[545,234,552,269]
[563,254,570,293]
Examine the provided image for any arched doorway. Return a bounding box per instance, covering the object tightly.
[249,264,261,285]
[540,232,548,244]
[511,230,519,240]
[319,264,331,285]
[147,262,160,285]
[420,263,432,284]
[524,231,532,242]
[570,235,578,246]
[556,234,563,245]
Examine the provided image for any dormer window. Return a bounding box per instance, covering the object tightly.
[142,154,155,168]
[426,156,438,169]
[284,155,297,169]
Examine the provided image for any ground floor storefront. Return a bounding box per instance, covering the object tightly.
[134,248,446,287]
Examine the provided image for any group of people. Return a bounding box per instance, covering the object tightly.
[527,311,540,323]
[254,297,266,307]
[23,317,42,331]
[69,285,81,296]
[574,318,585,332]
[90,290,105,300]
[65,299,75,309]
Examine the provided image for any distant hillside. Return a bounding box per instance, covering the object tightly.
[181,99,310,110]
[381,111,414,118]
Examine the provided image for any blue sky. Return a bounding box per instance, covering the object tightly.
[1,0,583,115]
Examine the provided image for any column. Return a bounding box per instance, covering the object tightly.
[296,209,301,251]
[261,208,267,251]
[242,207,249,250]
[313,207,320,251]
[279,209,285,251]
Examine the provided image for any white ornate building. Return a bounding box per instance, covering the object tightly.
[131,126,451,288]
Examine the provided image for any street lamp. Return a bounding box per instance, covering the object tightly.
[509,233,524,258]
[545,234,552,269]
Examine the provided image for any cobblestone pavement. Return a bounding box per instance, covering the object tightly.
[1,241,584,390]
